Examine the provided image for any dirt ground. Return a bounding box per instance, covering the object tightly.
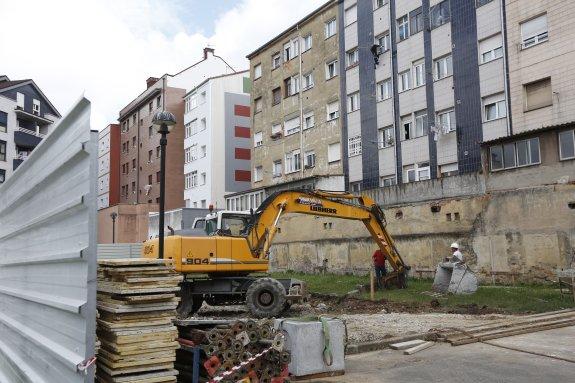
[194,296,511,344]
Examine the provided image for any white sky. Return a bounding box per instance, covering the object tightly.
[0,0,326,129]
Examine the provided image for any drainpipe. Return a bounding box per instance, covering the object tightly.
[298,25,304,176]
[500,0,512,136]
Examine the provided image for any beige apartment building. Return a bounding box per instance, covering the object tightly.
[246,0,344,192]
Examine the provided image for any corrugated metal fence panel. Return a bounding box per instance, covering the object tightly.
[0,98,97,383]
[97,243,143,259]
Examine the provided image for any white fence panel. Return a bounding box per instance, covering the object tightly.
[0,98,97,382]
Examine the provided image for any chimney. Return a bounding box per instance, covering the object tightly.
[0,75,10,83]
[146,77,159,89]
[203,47,215,59]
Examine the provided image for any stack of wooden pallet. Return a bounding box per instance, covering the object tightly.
[96,258,183,383]
[437,308,575,346]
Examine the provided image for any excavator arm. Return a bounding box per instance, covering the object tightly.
[245,189,409,287]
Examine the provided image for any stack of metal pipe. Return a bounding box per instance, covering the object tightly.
[176,319,290,382]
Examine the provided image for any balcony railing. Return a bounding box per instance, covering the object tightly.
[18,127,46,138]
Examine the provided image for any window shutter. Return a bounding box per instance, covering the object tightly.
[521,14,547,39]
[525,78,552,110]
[479,34,502,53]
[328,142,341,162]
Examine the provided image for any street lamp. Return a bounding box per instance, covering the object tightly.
[152,111,177,259]
[110,212,118,243]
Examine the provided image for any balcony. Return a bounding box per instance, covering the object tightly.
[14,106,54,126]
[13,158,23,170]
[14,128,43,148]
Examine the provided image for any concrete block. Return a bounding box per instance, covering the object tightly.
[275,318,345,377]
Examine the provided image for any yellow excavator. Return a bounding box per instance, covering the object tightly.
[143,189,409,317]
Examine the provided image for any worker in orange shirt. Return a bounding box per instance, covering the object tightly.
[373,235,388,289]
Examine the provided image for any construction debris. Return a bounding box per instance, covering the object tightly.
[437,308,575,346]
[96,258,183,383]
[175,318,290,382]
[433,262,478,294]
[389,339,427,351]
[403,341,435,355]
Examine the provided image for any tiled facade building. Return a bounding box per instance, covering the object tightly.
[97,124,121,210]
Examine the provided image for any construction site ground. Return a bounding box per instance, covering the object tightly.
[318,326,575,382]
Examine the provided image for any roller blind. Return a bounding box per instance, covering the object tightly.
[521,14,547,39]
[525,78,552,111]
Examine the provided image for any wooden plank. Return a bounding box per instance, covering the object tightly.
[96,369,177,383]
[389,339,426,350]
[97,285,180,295]
[98,348,176,363]
[97,303,178,313]
[124,276,183,284]
[98,354,176,369]
[98,258,173,267]
[403,341,435,355]
[98,318,173,330]
[98,362,174,376]
[99,339,179,355]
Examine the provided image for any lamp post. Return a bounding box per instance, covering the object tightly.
[110,212,118,243]
[152,111,177,259]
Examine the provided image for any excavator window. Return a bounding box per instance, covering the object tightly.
[205,218,217,236]
[220,215,250,236]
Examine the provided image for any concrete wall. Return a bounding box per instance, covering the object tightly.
[268,177,575,283]
[98,203,158,244]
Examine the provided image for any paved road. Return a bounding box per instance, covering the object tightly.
[314,326,575,382]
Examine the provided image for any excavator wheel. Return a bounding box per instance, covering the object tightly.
[246,278,287,318]
[176,282,203,318]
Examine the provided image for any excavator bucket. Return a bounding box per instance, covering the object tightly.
[433,263,478,294]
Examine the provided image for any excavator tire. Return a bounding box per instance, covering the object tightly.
[176,282,203,318]
[246,278,287,318]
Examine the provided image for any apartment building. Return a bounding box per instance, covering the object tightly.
[0,75,60,184]
[183,71,252,209]
[118,48,236,211]
[481,0,575,181]
[247,1,344,193]
[97,124,120,210]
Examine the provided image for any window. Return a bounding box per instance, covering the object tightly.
[326,101,339,121]
[32,99,40,115]
[398,70,411,92]
[185,119,198,138]
[434,55,452,80]
[377,32,390,53]
[156,95,161,108]
[326,60,338,79]
[430,0,451,29]
[284,117,300,136]
[285,150,301,173]
[132,159,136,170]
[185,171,198,189]
[200,145,206,158]
[272,53,281,69]
[378,126,395,148]
[404,162,430,183]
[0,169,5,184]
[303,34,313,51]
[147,126,153,137]
[148,174,153,185]
[254,131,263,147]
[283,39,299,62]
[201,172,206,185]
[132,114,136,125]
[271,123,282,137]
[397,15,409,41]
[374,0,387,9]
[284,76,299,97]
[346,49,359,67]
[185,147,192,163]
[490,138,540,170]
[524,78,552,111]
[328,142,341,163]
[272,87,281,105]
[345,5,357,26]
[273,160,282,177]
[184,173,191,189]
[148,150,153,162]
[132,136,136,147]
[303,72,314,90]
[305,150,316,168]
[325,19,337,38]
[252,166,263,182]
[440,163,459,177]
[377,79,392,101]
[401,116,413,140]
[156,146,160,158]
[0,111,7,133]
[479,34,503,64]
[16,92,24,108]
[414,110,428,137]
[347,92,360,112]
[484,94,507,121]
[476,0,493,6]
[521,14,548,49]
[254,63,262,80]
[413,60,425,87]
[437,109,456,132]
[303,111,315,130]
[156,171,160,182]
[348,135,362,157]
[200,118,207,131]
[410,7,423,35]
[0,140,6,161]
[380,175,396,187]
[148,101,153,113]
[350,182,361,193]
[131,181,136,193]
[559,130,575,160]
[254,97,262,113]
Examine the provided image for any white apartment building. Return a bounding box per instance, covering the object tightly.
[97,124,120,210]
[183,71,252,209]
[0,76,60,184]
